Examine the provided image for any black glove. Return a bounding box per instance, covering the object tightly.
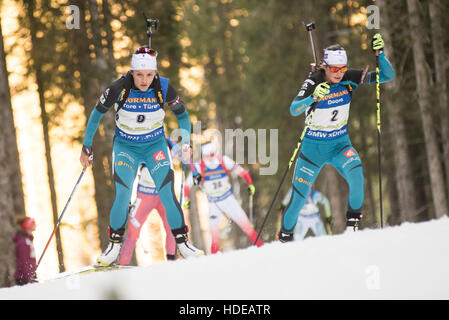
[193,173,202,185]
[82,145,94,163]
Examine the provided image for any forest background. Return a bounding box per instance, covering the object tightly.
[0,0,448,286]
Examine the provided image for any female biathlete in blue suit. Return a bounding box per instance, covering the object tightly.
[279,34,395,241]
[80,47,204,264]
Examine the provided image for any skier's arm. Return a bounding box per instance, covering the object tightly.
[224,156,253,185]
[83,108,105,148]
[362,52,395,84]
[289,79,316,117]
[362,34,395,84]
[290,95,315,117]
[83,76,128,147]
[289,72,326,117]
[166,85,191,145]
[224,156,255,194]
[240,168,255,195]
[81,77,125,168]
[238,168,253,185]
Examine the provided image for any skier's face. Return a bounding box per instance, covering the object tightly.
[324,64,347,84]
[204,152,215,161]
[132,70,157,91]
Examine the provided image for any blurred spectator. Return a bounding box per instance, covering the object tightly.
[13,215,37,285]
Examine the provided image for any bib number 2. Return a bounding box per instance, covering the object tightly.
[331,110,338,121]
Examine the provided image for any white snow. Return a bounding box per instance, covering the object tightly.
[1,217,448,300]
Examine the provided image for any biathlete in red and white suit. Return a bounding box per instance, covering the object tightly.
[183,142,263,254]
[118,139,183,264]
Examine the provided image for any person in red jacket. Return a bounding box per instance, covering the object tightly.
[13,216,37,285]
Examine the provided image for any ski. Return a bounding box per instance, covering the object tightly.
[75,265,135,275]
[41,265,136,282]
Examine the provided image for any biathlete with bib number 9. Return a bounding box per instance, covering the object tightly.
[80,46,204,266]
[278,34,395,242]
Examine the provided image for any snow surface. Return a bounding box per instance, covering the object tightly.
[1,217,448,300]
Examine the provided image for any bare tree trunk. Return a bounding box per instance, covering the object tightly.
[322,166,347,233]
[35,71,65,272]
[88,0,108,74]
[428,0,449,202]
[24,0,65,272]
[0,21,25,220]
[189,187,206,252]
[100,0,117,77]
[377,0,418,223]
[385,159,401,226]
[72,0,115,249]
[406,0,448,218]
[0,18,25,287]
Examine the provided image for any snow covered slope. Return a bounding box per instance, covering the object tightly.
[1,217,448,300]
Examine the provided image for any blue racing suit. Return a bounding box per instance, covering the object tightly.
[281,52,395,232]
[83,72,190,232]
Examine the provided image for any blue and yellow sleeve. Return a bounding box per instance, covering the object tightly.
[289,95,315,117]
[364,52,396,84]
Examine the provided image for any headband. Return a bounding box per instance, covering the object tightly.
[131,53,157,70]
[323,49,347,65]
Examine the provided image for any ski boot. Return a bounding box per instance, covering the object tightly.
[172,226,204,259]
[278,230,294,243]
[166,254,177,261]
[95,227,124,266]
[346,211,363,232]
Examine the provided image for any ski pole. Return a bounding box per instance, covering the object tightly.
[180,162,186,206]
[376,51,384,228]
[254,20,320,245]
[35,168,86,271]
[325,221,333,235]
[254,109,316,245]
[249,193,254,225]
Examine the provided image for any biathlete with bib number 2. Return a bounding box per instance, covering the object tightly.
[278,34,395,242]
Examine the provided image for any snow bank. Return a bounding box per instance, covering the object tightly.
[1,217,448,300]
